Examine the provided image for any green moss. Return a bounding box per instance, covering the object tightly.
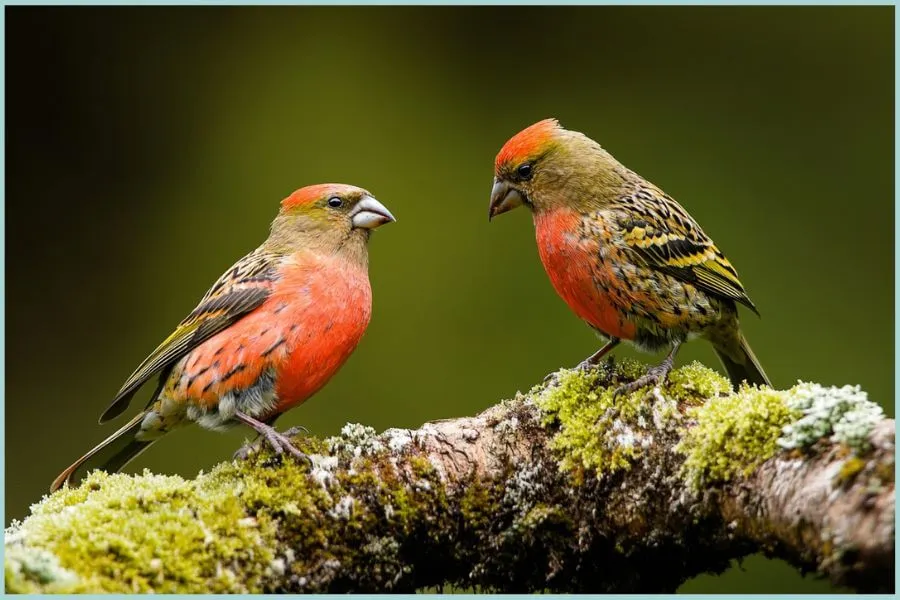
[4,425,461,593]
[4,537,83,593]
[515,503,566,532]
[536,359,730,481]
[536,362,641,479]
[677,386,798,491]
[4,468,281,593]
[664,362,732,404]
[835,456,867,487]
[874,458,895,485]
[459,481,501,532]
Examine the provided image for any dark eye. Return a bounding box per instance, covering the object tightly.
[327,196,343,208]
[517,163,533,180]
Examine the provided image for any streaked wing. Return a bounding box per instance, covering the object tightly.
[99,248,280,423]
[616,186,758,314]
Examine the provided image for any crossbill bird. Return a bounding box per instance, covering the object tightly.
[51,183,395,492]
[489,119,770,394]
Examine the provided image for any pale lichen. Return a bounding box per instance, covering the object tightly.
[382,428,414,452]
[327,423,385,457]
[779,382,884,454]
[308,454,340,489]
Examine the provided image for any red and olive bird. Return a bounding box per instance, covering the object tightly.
[489,119,770,393]
[51,184,395,492]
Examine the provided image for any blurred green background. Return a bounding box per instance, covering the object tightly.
[6,6,893,593]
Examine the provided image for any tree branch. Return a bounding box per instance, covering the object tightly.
[5,361,894,593]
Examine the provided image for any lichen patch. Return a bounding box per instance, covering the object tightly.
[779,382,885,454]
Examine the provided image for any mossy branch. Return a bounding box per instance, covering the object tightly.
[5,360,894,593]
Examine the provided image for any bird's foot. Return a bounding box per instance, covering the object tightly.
[544,339,621,385]
[575,356,603,373]
[613,362,672,398]
[233,424,310,463]
[545,355,619,387]
[281,425,310,438]
[543,357,608,386]
[544,360,599,387]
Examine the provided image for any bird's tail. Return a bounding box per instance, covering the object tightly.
[50,411,157,492]
[713,332,771,389]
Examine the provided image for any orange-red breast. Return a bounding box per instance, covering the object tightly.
[489,119,769,393]
[51,183,395,491]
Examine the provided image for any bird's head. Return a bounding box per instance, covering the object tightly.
[268,183,395,260]
[489,119,623,219]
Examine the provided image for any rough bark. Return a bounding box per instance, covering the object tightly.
[4,361,894,593]
[717,419,895,592]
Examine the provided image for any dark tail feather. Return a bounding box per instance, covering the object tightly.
[50,412,157,492]
[714,333,771,389]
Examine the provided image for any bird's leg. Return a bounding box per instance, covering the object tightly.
[232,411,310,463]
[233,412,278,460]
[264,413,310,438]
[577,337,621,371]
[614,341,681,397]
[545,338,621,383]
[232,426,310,460]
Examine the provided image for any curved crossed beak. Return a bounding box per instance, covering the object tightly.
[351,196,396,230]
[488,178,525,221]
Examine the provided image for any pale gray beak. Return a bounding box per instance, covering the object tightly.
[488,178,525,221]
[351,196,396,229]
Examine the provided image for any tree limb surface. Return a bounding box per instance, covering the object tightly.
[5,360,894,593]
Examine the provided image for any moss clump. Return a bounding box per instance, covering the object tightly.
[536,359,730,481]
[5,468,281,593]
[4,539,82,593]
[4,425,461,593]
[459,480,500,532]
[536,361,644,480]
[779,382,884,454]
[874,458,895,485]
[835,456,867,487]
[677,386,798,491]
[665,362,733,402]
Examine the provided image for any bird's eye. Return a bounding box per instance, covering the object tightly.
[327,197,343,208]
[517,163,533,180]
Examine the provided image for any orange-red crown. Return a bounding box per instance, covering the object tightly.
[281,183,363,211]
[494,118,561,172]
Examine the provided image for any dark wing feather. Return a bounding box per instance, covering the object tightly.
[617,186,759,315]
[99,249,279,423]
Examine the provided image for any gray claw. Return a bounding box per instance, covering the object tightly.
[613,366,668,398]
[263,429,311,465]
[281,425,309,438]
[233,443,257,461]
[233,425,311,464]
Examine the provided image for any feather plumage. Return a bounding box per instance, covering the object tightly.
[616,186,759,315]
[99,249,279,423]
